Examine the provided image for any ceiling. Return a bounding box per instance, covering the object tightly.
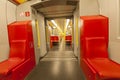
[32,0,79,18]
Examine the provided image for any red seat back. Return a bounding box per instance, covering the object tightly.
[80,15,108,58]
[85,37,108,58]
[8,21,29,43]
[50,36,59,41]
[8,21,35,59]
[9,40,27,59]
[65,35,72,40]
[80,15,108,38]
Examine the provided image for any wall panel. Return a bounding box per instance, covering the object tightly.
[80,0,99,16]
[98,0,120,63]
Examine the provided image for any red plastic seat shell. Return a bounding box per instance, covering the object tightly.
[65,35,72,41]
[80,15,108,41]
[50,36,59,48]
[87,58,120,79]
[80,15,120,80]
[0,21,36,80]
[50,36,59,42]
[80,15,109,59]
[0,58,24,75]
[85,37,108,58]
[84,37,120,79]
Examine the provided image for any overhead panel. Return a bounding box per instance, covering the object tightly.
[32,0,79,18]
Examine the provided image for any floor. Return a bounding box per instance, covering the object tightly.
[25,39,85,80]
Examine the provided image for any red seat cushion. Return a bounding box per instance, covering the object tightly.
[0,58,24,75]
[87,58,120,79]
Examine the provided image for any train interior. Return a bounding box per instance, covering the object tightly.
[0,0,120,80]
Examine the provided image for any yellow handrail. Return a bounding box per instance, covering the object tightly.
[76,18,78,46]
[35,19,40,47]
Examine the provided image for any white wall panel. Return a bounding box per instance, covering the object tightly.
[31,8,39,65]
[16,0,39,21]
[16,2,31,21]
[80,0,99,16]
[0,0,16,62]
[98,0,120,63]
[38,14,47,57]
[7,1,16,24]
[0,0,9,62]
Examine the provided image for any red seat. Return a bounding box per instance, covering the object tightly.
[65,35,72,41]
[85,37,120,80]
[0,21,35,80]
[80,15,120,80]
[65,35,72,45]
[87,58,120,79]
[50,36,59,48]
[50,36,59,42]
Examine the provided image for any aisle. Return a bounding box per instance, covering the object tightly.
[41,38,76,61]
[25,38,85,80]
[25,61,83,80]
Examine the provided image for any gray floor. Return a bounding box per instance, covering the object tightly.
[45,51,75,58]
[25,61,84,80]
[25,39,85,80]
[41,50,77,61]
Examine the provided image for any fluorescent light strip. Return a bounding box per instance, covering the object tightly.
[51,20,63,33]
[51,20,58,27]
[66,19,70,28]
[68,26,71,28]
[53,26,56,29]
